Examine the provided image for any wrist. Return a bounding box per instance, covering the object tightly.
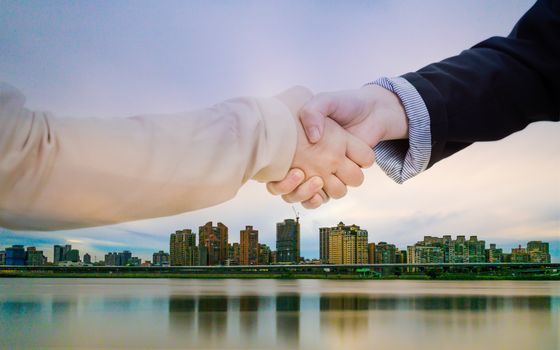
[364,85,408,141]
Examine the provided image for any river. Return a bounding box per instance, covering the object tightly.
[0,278,558,349]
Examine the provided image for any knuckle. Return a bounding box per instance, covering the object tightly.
[281,194,297,204]
[266,182,280,195]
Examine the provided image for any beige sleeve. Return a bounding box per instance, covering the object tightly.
[0,83,297,231]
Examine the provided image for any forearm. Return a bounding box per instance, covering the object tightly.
[405,0,560,167]
[0,84,296,230]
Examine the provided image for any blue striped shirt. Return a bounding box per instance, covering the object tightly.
[368,77,431,184]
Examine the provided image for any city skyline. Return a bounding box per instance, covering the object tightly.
[1,222,554,265]
[0,0,557,266]
[1,226,559,264]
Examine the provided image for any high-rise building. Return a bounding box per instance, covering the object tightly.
[128,257,142,266]
[153,251,170,266]
[83,253,92,264]
[53,244,78,264]
[407,245,443,263]
[105,252,117,266]
[319,227,331,263]
[170,229,198,266]
[25,247,46,266]
[375,242,396,264]
[408,235,485,263]
[511,245,530,262]
[485,243,503,263]
[258,244,271,265]
[276,219,300,264]
[368,243,376,264]
[5,245,25,266]
[227,243,240,265]
[199,222,228,266]
[326,222,368,264]
[527,241,551,263]
[467,236,486,262]
[53,245,64,264]
[0,250,5,265]
[104,251,135,266]
[395,249,407,263]
[66,249,80,262]
[63,244,72,261]
[240,225,259,265]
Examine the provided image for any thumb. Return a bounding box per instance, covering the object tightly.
[299,93,337,143]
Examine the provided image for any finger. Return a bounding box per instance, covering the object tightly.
[335,159,365,187]
[281,176,324,203]
[266,169,305,195]
[346,135,375,168]
[302,189,329,209]
[299,93,337,143]
[323,175,347,200]
[301,193,323,209]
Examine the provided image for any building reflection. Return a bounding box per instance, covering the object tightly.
[320,295,369,336]
[165,292,555,349]
[197,296,229,341]
[239,295,259,336]
[275,294,300,347]
[168,295,196,332]
[0,300,43,314]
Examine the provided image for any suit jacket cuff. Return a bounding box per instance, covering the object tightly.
[369,76,432,184]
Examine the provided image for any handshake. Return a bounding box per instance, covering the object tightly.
[269,85,408,209]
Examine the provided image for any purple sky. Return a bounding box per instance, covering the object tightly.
[0,0,557,262]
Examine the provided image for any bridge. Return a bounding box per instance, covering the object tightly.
[1,262,558,278]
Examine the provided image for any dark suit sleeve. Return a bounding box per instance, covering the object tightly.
[402,0,560,168]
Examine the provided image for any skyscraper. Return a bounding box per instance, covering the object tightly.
[408,235,486,263]
[83,253,92,264]
[170,229,197,266]
[25,247,46,266]
[240,225,259,265]
[486,243,503,263]
[511,245,530,262]
[153,251,170,266]
[66,249,80,263]
[527,241,551,263]
[63,244,72,261]
[276,219,300,264]
[319,227,331,263]
[5,245,25,266]
[375,242,396,264]
[228,243,240,265]
[326,222,368,264]
[53,245,64,264]
[368,243,376,264]
[407,245,443,263]
[199,222,228,266]
[258,244,271,265]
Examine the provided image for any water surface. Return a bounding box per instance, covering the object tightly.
[0,279,558,349]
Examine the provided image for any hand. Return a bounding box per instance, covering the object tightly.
[272,86,375,209]
[269,84,408,207]
[289,117,374,204]
[301,84,408,146]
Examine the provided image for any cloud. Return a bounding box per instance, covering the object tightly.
[0,0,557,263]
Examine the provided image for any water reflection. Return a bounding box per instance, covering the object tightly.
[317,295,554,311]
[0,280,558,350]
[276,295,300,347]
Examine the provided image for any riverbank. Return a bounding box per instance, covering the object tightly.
[1,271,558,280]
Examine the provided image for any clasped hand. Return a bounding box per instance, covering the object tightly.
[271,85,407,208]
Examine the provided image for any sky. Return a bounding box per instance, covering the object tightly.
[0,0,558,262]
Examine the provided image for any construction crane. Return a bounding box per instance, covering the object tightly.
[292,206,300,223]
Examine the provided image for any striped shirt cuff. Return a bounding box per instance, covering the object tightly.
[368,77,431,184]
